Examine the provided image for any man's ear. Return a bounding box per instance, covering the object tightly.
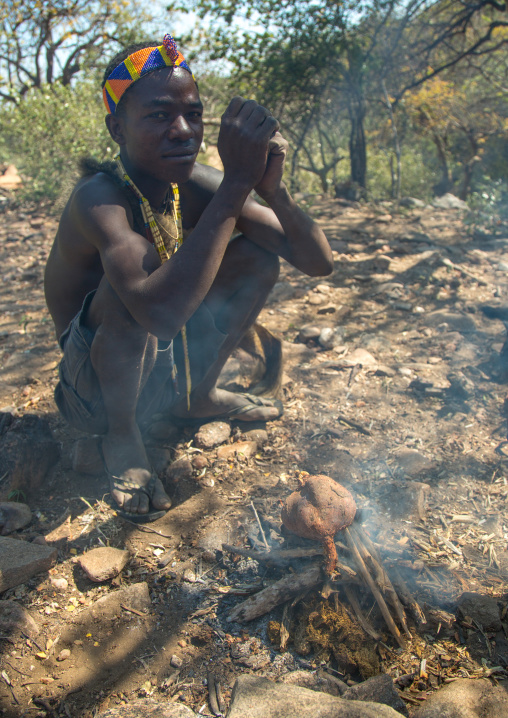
[105,113,126,146]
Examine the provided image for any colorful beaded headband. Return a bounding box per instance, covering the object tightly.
[103,34,194,114]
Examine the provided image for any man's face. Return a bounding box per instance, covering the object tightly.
[110,67,204,188]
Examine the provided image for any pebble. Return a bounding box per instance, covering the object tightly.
[78,547,129,583]
[398,367,412,377]
[217,441,258,460]
[50,577,68,591]
[191,454,209,470]
[182,568,196,583]
[308,293,326,305]
[318,327,343,349]
[166,458,193,482]
[0,502,32,535]
[241,428,268,446]
[317,304,338,314]
[170,654,183,668]
[298,325,321,342]
[57,648,71,662]
[194,421,231,449]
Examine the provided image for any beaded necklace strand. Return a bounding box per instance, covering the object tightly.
[116,155,192,410]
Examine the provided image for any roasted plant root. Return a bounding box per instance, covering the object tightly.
[281,475,357,574]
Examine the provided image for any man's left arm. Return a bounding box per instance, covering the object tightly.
[236,132,333,277]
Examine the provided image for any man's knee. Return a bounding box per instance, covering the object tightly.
[87,277,146,336]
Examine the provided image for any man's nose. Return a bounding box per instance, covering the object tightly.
[168,115,193,140]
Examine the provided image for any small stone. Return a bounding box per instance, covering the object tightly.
[318,327,343,349]
[217,441,258,460]
[298,325,321,342]
[200,476,215,488]
[424,310,476,334]
[78,547,129,583]
[241,428,268,446]
[398,367,412,377]
[170,654,183,668]
[166,458,193,483]
[57,648,71,662]
[395,449,435,477]
[32,535,47,545]
[317,304,338,315]
[50,577,68,591]
[178,639,187,648]
[182,568,196,583]
[497,261,508,272]
[0,502,31,535]
[308,293,326,305]
[375,214,392,223]
[194,421,231,450]
[394,301,413,311]
[0,536,56,592]
[191,454,209,470]
[373,255,391,271]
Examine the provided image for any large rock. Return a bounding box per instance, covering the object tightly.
[0,537,56,592]
[0,413,60,497]
[78,547,130,582]
[0,600,39,637]
[423,311,476,334]
[0,502,32,535]
[412,678,508,718]
[228,675,406,717]
[342,675,408,717]
[457,592,501,632]
[97,700,197,717]
[279,670,344,696]
[432,194,468,210]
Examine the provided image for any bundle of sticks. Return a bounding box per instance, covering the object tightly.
[223,522,426,648]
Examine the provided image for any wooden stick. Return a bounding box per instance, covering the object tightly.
[351,525,411,638]
[227,564,323,622]
[343,585,381,641]
[280,601,292,650]
[345,527,405,649]
[222,544,355,575]
[250,501,270,550]
[391,567,427,629]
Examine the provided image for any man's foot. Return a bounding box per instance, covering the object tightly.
[102,431,172,520]
[171,388,282,423]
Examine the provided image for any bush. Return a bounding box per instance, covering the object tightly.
[0,81,112,203]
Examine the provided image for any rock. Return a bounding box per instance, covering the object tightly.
[0,413,60,497]
[343,348,378,368]
[0,165,22,190]
[395,450,435,477]
[457,592,501,632]
[71,436,103,475]
[165,458,193,483]
[228,675,405,718]
[146,421,181,445]
[0,536,56,592]
[50,576,68,591]
[319,327,344,350]
[194,421,231,449]
[373,255,391,271]
[231,641,271,670]
[0,599,39,637]
[279,670,343,696]
[308,293,327,305]
[182,568,196,583]
[375,214,392,223]
[217,441,258,460]
[191,454,209,470]
[424,311,476,334]
[96,700,198,717]
[342,675,408,716]
[412,678,508,718]
[379,480,431,521]
[400,197,426,208]
[198,519,233,557]
[432,193,469,211]
[0,502,31,535]
[299,325,321,342]
[241,428,269,446]
[317,303,339,315]
[57,648,71,661]
[170,654,183,668]
[78,547,129,583]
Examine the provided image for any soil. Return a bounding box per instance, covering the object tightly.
[0,194,507,717]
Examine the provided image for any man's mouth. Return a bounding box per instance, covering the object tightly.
[162,149,198,159]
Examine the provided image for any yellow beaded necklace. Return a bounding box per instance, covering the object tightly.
[116,155,192,410]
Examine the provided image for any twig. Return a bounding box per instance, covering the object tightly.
[352,525,411,638]
[120,604,148,617]
[221,544,354,572]
[343,585,381,641]
[345,527,405,649]
[250,501,270,550]
[280,601,292,651]
[118,519,173,538]
[391,568,427,628]
[337,414,372,436]
[441,257,488,286]
[20,631,44,653]
[207,672,223,717]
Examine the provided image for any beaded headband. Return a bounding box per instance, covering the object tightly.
[103,34,194,115]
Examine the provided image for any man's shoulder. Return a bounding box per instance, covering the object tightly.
[187,162,224,192]
[70,171,129,215]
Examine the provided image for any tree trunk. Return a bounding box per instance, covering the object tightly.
[432,134,453,196]
[349,102,367,187]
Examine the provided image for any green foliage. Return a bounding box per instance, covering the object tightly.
[0,81,111,201]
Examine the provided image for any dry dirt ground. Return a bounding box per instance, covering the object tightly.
[0,194,508,717]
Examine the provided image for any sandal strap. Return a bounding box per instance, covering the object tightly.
[110,472,156,500]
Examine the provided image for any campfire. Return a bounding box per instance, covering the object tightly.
[223,473,421,651]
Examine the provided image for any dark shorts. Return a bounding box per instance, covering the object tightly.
[54,291,227,435]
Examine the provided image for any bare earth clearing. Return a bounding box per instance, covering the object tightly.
[0,194,507,717]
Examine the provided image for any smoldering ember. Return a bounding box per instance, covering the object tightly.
[0,192,508,718]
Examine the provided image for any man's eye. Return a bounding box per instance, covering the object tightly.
[150,112,167,119]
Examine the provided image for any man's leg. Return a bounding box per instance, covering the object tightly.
[172,236,281,421]
[86,278,172,515]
